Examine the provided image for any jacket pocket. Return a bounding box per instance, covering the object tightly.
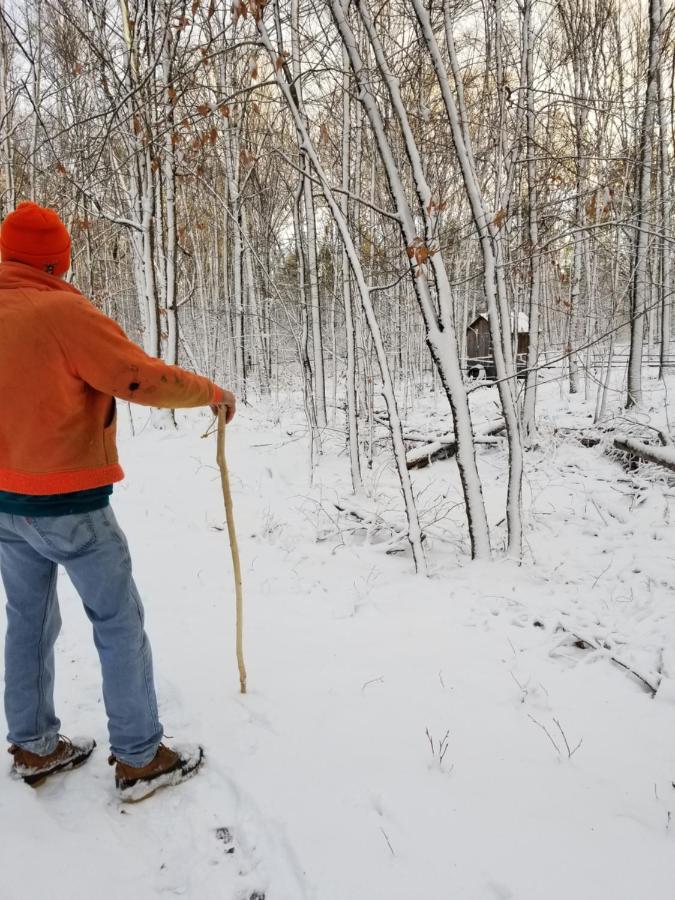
[103,398,118,464]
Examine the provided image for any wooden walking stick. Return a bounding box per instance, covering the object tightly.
[216,408,247,694]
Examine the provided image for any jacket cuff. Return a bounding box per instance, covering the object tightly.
[210,384,225,404]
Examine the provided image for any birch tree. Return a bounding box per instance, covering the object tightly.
[331,0,492,558]
[657,6,673,380]
[0,0,15,215]
[627,0,665,407]
[255,0,427,571]
[412,0,524,557]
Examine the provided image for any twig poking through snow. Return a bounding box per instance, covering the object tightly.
[553,718,583,758]
[426,728,452,772]
[510,671,528,703]
[380,827,395,856]
[528,714,561,755]
[528,715,583,759]
[361,676,385,694]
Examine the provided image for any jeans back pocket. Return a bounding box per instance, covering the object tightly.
[29,513,97,559]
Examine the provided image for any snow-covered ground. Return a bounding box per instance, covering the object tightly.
[2,370,675,900]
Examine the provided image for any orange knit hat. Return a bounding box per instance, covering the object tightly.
[0,201,71,276]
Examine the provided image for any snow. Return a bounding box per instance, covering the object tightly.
[1,372,675,899]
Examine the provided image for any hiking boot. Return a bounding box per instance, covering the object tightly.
[109,742,204,803]
[9,735,96,786]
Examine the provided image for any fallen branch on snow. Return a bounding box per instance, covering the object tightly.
[333,501,425,555]
[334,501,405,535]
[555,623,660,697]
[613,435,675,474]
[406,418,505,470]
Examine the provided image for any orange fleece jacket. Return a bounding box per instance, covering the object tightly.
[0,262,224,495]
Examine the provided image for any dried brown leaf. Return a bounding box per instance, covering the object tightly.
[492,207,507,228]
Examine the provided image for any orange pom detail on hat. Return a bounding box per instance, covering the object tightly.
[0,201,71,276]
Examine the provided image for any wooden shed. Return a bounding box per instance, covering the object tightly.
[466,313,529,380]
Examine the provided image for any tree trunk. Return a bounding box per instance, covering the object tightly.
[521,0,542,441]
[416,0,523,558]
[0,0,15,216]
[336,0,492,558]
[627,0,662,407]
[291,0,327,429]
[658,30,672,380]
[340,45,364,495]
[258,7,426,572]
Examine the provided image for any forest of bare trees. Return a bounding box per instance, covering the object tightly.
[1,0,673,566]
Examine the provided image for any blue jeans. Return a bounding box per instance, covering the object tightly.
[0,507,163,766]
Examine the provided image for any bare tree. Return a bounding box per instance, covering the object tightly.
[627,0,666,407]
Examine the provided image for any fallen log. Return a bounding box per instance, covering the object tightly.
[613,436,675,474]
[407,419,505,470]
[373,413,455,444]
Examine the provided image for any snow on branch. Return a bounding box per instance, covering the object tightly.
[613,435,675,474]
[406,419,506,470]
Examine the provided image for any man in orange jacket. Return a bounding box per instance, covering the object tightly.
[0,202,235,800]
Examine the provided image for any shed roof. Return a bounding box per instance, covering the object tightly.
[469,312,529,334]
